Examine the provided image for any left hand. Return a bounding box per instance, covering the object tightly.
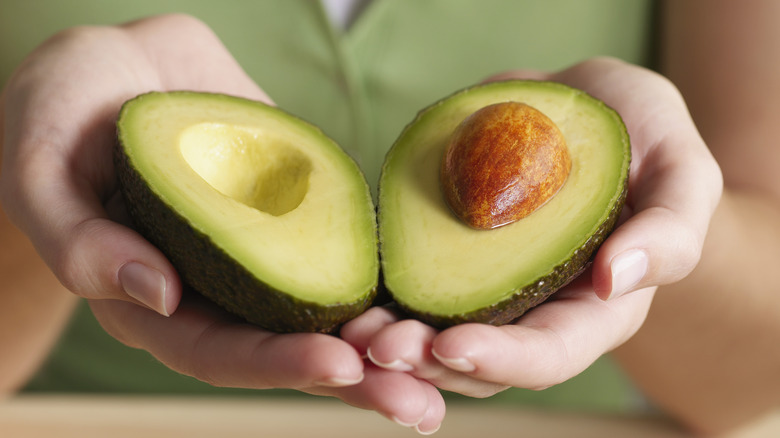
[341,57,722,399]
[0,15,446,434]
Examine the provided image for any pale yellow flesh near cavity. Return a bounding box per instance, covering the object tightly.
[120,93,377,304]
[380,82,628,316]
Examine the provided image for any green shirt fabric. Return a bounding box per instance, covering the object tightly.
[2,0,654,413]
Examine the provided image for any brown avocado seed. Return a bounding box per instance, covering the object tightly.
[441,101,572,229]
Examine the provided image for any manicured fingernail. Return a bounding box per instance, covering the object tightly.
[609,249,648,300]
[367,348,414,372]
[416,423,442,435]
[431,350,475,373]
[119,262,169,316]
[314,373,364,387]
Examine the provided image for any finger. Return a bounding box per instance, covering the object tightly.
[343,306,507,399]
[89,296,366,389]
[339,305,404,355]
[549,58,723,299]
[92,292,446,432]
[308,365,446,434]
[592,202,701,301]
[92,295,447,433]
[2,147,182,315]
[366,319,508,398]
[591,123,720,300]
[6,156,181,315]
[431,284,655,390]
[414,381,447,435]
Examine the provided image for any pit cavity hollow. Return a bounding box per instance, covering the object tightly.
[179,123,312,216]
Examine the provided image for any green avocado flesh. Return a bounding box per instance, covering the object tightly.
[378,81,630,328]
[115,92,378,333]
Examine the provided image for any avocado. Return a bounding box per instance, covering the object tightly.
[115,91,379,333]
[378,80,630,328]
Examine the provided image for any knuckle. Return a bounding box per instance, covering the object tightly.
[179,321,227,387]
[50,243,85,295]
[159,13,211,31]
[51,218,111,297]
[45,24,112,50]
[397,317,435,335]
[130,13,216,40]
[673,223,705,278]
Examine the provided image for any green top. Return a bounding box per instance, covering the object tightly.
[2,0,654,412]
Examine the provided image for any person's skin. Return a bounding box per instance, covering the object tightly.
[344,0,780,435]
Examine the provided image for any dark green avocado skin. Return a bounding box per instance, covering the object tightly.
[113,97,377,334]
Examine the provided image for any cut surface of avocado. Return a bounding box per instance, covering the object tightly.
[115,92,378,333]
[378,81,630,328]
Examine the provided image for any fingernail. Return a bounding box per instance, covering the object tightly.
[416,423,442,435]
[609,249,648,300]
[119,262,169,316]
[392,415,423,428]
[314,373,364,387]
[367,348,414,372]
[431,350,475,373]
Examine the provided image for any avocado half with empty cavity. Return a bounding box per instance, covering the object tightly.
[115,91,379,333]
[378,80,630,328]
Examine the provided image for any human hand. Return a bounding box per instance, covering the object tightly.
[342,57,722,402]
[0,14,444,433]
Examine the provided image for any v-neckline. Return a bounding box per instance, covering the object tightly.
[321,0,372,33]
[313,0,385,191]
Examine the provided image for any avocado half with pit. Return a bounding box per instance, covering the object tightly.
[115,91,378,333]
[378,80,630,328]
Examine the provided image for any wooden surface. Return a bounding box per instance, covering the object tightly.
[1,395,778,437]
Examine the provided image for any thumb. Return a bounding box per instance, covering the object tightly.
[2,151,182,317]
[591,205,698,301]
[67,197,183,316]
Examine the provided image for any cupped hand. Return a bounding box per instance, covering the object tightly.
[342,57,722,399]
[0,14,443,433]
[89,295,445,434]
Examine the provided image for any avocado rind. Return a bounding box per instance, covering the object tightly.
[115,92,378,334]
[378,80,630,329]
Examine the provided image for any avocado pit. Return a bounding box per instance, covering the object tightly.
[440,101,572,229]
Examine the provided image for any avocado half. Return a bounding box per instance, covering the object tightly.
[115,91,378,333]
[378,80,630,328]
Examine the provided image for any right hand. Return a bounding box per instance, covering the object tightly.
[342,57,721,404]
[0,14,444,434]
